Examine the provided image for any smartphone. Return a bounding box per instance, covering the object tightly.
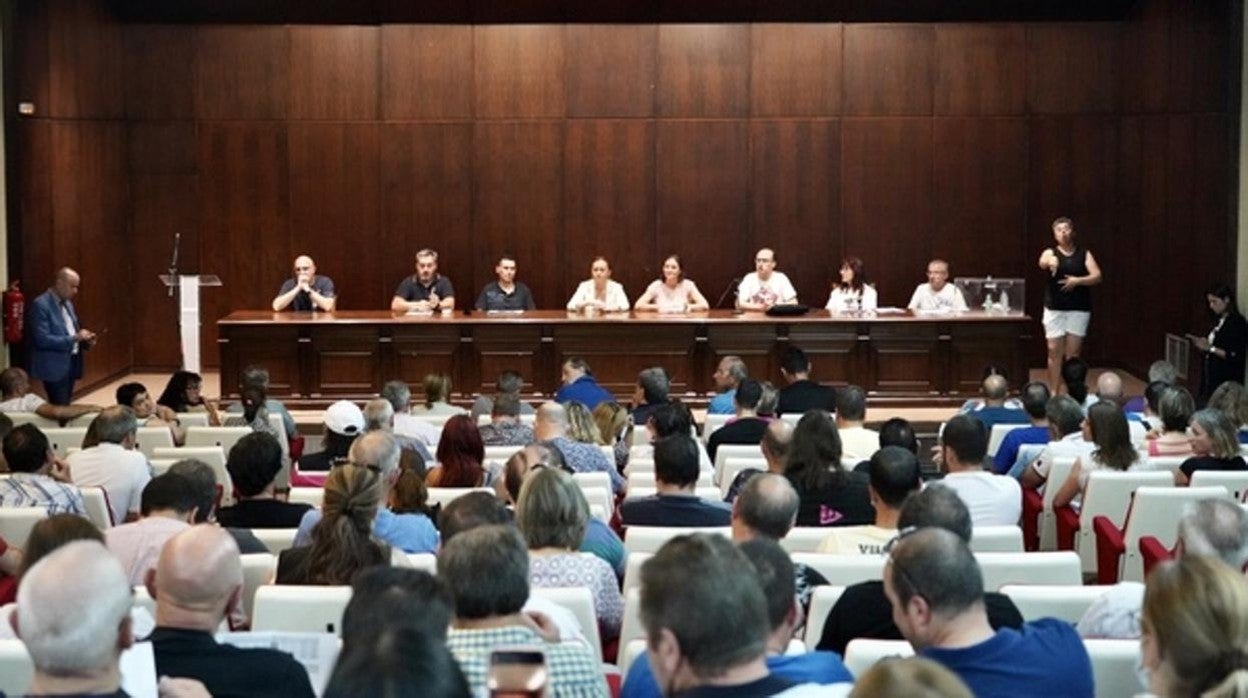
[488,647,548,698]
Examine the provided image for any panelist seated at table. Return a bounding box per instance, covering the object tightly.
[474,254,535,312]
[908,258,968,313]
[736,247,798,311]
[391,248,455,313]
[634,254,710,313]
[271,255,335,312]
[825,256,878,313]
[566,256,630,313]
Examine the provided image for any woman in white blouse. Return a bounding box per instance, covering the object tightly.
[635,255,710,313]
[825,256,878,313]
[566,257,630,313]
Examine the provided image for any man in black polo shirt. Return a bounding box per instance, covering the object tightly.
[777,346,837,417]
[391,247,456,312]
[475,254,536,312]
[216,432,311,529]
[620,434,730,527]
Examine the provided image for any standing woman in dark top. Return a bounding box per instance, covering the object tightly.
[1190,283,1248,402]
[1038,217,1102,394]
[784,410,874,527]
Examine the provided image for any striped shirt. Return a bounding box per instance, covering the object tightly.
[0,473,85,516]
[447,625,608,698]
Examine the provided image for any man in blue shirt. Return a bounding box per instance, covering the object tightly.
[992,382,1053,474]
[554,357,614,410]
[884,527,1094,698]
[707,355,747,415]
[969,374,1030,432]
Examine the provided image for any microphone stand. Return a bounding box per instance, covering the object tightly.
[167,232,181,298]
[714,277,742,309]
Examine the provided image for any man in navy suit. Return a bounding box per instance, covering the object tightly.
[29,268,96,405]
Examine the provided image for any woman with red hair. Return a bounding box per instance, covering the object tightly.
[426,414,498,487]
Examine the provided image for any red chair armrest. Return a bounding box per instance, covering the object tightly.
[1093,514,1127,585]
[1140,536,1175,579]
[1054,505,1080,551]
[1021,489,1043,551]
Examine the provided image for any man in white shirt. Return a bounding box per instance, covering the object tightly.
[67,406,152,524]
[381,379,440,448]
[836,385,880,462]
[105,472,197,586]
[1021,395,1095,489]
[737,248,798,311]
[937,415,1021,526]
[908,259,968,313]
[0,367,101,422]
[818,446,921,554]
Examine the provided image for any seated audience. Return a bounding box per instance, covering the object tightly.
[167,459,267,555]
[67,406,151,523]
[362,396,432,468]
[849,657,973,698]
[957,366,1023,414]
[1176,408,1248,485]
[535,401,623,493]
[725,419,791,502]
[708,355,748,415]
[777,347,836,416]
[1052,402,1142,510]
[279,463,389,585]
[516,468,623,638]
[631,366,670,426]
[639,533,819,696]
[966,374,1029,432]
[0,366,99,422]
[707,378,769,464]
[0,514,103,625]
[478,392,535,447]
[296,432,438,553]
[1062,357,1092,408]
[1145,386,1196,458]
[1123,359,1178,414]
[300,399,364,471]
[756,380,780,420]
[635,401,715,475]
[623,537,852,697]
[218,432,311,528]
[413,373,465,416]
[730,473,829,613]
[326,626,469,698]
[884,527,1093,697]
[817,446,920,554]
[593,400,631,472]
[816,485,1024,655]
[106,473,198,585]
[428,414,499,488]
[991,382,1052,474]
[342,566,455,644]
[555,357,614,411]
[389,459,435,518]
[157,370,220,425]
[223,384,285,448]
[440,525,608,696]
[784,411,873,527]
[836,385,879,462]
[147,525,315,697]
[116,381,185,445]
[1093,370,1128,409]
[224,365,296,439]
[469,370,535,423]
[1132,379,1168,429]
[382,379,441,448]
[0,424,84,515]
[938,415,1021,527]
[1020,395,1092,487]
[1208,380,1248,443]
[621,435,730,527]
[565,400,603,444]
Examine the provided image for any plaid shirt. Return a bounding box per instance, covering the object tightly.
[0,473,85,516]
[447,625,608,698]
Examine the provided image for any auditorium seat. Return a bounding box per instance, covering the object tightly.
[1023,456,1075,551]
[571,471,612,493]
[426,487,494,509]
[80,486,114,529]
[484,445,524,463]
[843,639,913,678]
[1189,470,1248,500]
[0,639,33,696]
[579,487,613,522]
[802,585,846,645]
[530,586,603,663]
[287,487,324,508]
[176,412,211,428]
[712,444,765,474]
[1084,639,1141,698]
[1057,470,1171,575]
[999,584,1116,623]
[701,414,731,442]
[251,528,299,555]
[1094,485,1230,583]
[133,426,177,458]
[40,427,88,457]
[149,459,177,475]
[987,423,1028,458]
[618,588,643,651]
[183,426,252,459]
[624,458,654,476]
[717,457,767,495]
[240,553,277,620]
[4,412,58,429]
[618,638,647,678]
[252,585,352,635]
[788,553,886,587]
[153,446,234,507]
[623,526,731,556]
[977,551,1081,590]
[968,525,1024,553]
[406,553,437,574]
[778,527,832,554]
[0,507,47,548]
[1142,455,1186,474]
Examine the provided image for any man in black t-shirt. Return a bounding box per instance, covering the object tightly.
[777,346,837,416]
[216,432,311,529]
[707,378,770,464]
[391,248,456,312]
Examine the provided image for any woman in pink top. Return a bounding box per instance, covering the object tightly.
[1146,386,1196,458]
[634,255,710,313]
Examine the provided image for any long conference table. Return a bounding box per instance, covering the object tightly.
[217,310,1033,406]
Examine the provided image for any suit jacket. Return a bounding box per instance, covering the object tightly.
[1207,311,1248,391]
[29,289,83,382]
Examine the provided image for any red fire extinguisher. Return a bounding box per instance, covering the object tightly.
[4,281,24,344]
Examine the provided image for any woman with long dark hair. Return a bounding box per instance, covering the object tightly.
[277,463,389,585]
[784,410,873,526]
[1190,283,1248,402]
[157,370,220,425]
[1052,401,1140,511]
[825,256,877,313]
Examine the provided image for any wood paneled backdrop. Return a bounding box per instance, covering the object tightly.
[8,0,1238,393]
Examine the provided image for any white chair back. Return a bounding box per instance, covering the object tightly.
[184,426,253,458]
[240,553,277,619]
[407,553,437,574]
[571,471,611,492]
[988,423,1028,457]
[1084,639,1143,698]
[1189,470,1248,500]
[624,486,721,502]
[579,487,612,522]
[154,446,234,507]
[969,525,1024,553]
[133,426,177,457]
[789,553,886,587]
[780,527,834,554]
[0,640,33,696]
[977,551,1082,590]
[251,528,299,555]
[713,444,764,474]
[177,412,212,428]
[802,585,846,645]
[631,428,652,446]
[529,586,603,663]
[702,413,731,442]
[149,458,177,475]
[1118,486,1231,582]
[624,458,654,476]
[1076,470,1173,574]
[5,412,58,428]
[843,639,914,678]
[252,585,352,635]
[622,553,651,596]
[1143,455,1187,473]
[1038,456,1077,550]
[288,487,324,508]
[0,507,47,548]
[426,487,494,509]
[80,486,114,529]
[268,413,291,490]
[1000,584,1117,623]
[718,457,768,495]
[40,427,88,457]
[1128,420,1147,447]
[619,639,648,678]
[484,445,524,463]
[623,526,731,555]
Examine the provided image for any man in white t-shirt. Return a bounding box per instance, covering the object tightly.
[0,367,101,422]
[818,446,921,554]
[836,385,879,462]
[1020,395,1095,490]
[908,259,968,313]
[737,248,798,311]
[67,405,152,524]
[937,415,1021,526]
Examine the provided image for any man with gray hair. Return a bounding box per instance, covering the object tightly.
[708,355,748,415]
[967,373,1029,431]
[534,401,623,493]
[478,392,535,447]
[732,473,829,614]
[363,396,433,466]
[224,365,296,439]
[292,430,438,553]
[632,367,670,426]
[66,406,151,523]
[1125,360,1178,413]
[725,419,795,501]
[836,385,880,461]
[381,378,441,448]
[469,370,536,422]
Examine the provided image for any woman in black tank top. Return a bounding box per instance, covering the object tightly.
[1037,217,1102,393]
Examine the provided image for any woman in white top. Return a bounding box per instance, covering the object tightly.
[1052,401,1140,511]
[634,255,710,313]
[566,257,630,313]
[825,256,878,312]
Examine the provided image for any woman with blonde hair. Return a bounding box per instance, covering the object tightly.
[593,401,630,471]
[1141,555,1248,697]
[277,463,389,585]
[564,401,602,445]
[1176,408,1247,486]
[1208,381,1248,444]
[850,657,973,698]
[413,373,465,416]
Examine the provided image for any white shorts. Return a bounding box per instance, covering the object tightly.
[1043,309,1090,339]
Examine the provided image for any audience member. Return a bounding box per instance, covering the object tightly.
[849,657,973,698]
[478,392,535,447]
[388,459,433,517]
[440,525,608,696]
[1208,380,1248,443]
[106,473,198,585]
[708,355,748,415]
[1020,395,1095,488]
[0,514,103,630]
[439,491,513,544]
[621,435,730,527]
[707,378,769,463]
[593,400,631,472]
[966,374,1029,432]
[116,381,185,446]
[325,626,470,698]
[535,401,623,492]
[816,485,1024,655]
[777,347,836,416]
[362,396,433,468]
[938,415,1020,526]
[413,373,465,416]
[469,370,535,423]
[279,463,389,585]
[1093,370,1128,410]
[225,365,297,439]
[1061,357,1091,407]
[835,385,879,461]
[147,525,314,697]
[342,566,455,644]
[725,419,792,501]
[1052,402,1141,510]
[555,357,614,410]
[730,473,829,613]
[218,432,311,528]
[382,379,441,448]
[157,370,220,425]
[428,414,498,488]
[636,402,715,475]
[1123,359,1178,413]
[884,527,1093,697]
[1146,386,1196,458]
[1133,379,1168,429]
[992,382,1051,474]
[516,468,623,638]
[756,380,780,420]
[565,400,604,444]
[0,424,84,515]
[167,459,267,555]
[632,367,670,426]
[957,366,1023,414]
[222,384,285,448]
[0,367,99,422]
[784,411,873,527]
[1176,407,1248,485]
[300,399,363,471]
[66,406,151,523]
[818,447,920,554]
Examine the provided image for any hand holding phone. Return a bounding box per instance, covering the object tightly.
[488,647,548,698]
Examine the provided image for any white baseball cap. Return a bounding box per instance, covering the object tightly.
[323,400,364,436]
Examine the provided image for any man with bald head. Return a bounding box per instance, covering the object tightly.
[967,373,1028,431]
[30,267,97,405]
[272,255,335,312]
[534,401,624,493]
[147,525,315,697]
[1094,371,1126,408]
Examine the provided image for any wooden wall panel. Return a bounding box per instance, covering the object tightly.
[289,26,380,120]
[656,121,750,305]
[472,123,565,307]
[289,124,382,308]
[128,122,198,175]
[474,25,566,118]
[563,120,657,299]
[750,24,842,117]
[130,174,200,368]
[934,24,1025,115]
[1119,2,1171,113]
[124,25,196,119]
[1026,23,1120,113]
[749,120,840,307]
[196,26,290,119]
[657,25,750,117]
[16,122,54,289]
[45,1,125,118]
[380,25,474,119]
[566,25,657,117]
[843,24,934,116]
[1115,116,1169,365]
[1167,2,1232,113]
[841,119,934,307]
